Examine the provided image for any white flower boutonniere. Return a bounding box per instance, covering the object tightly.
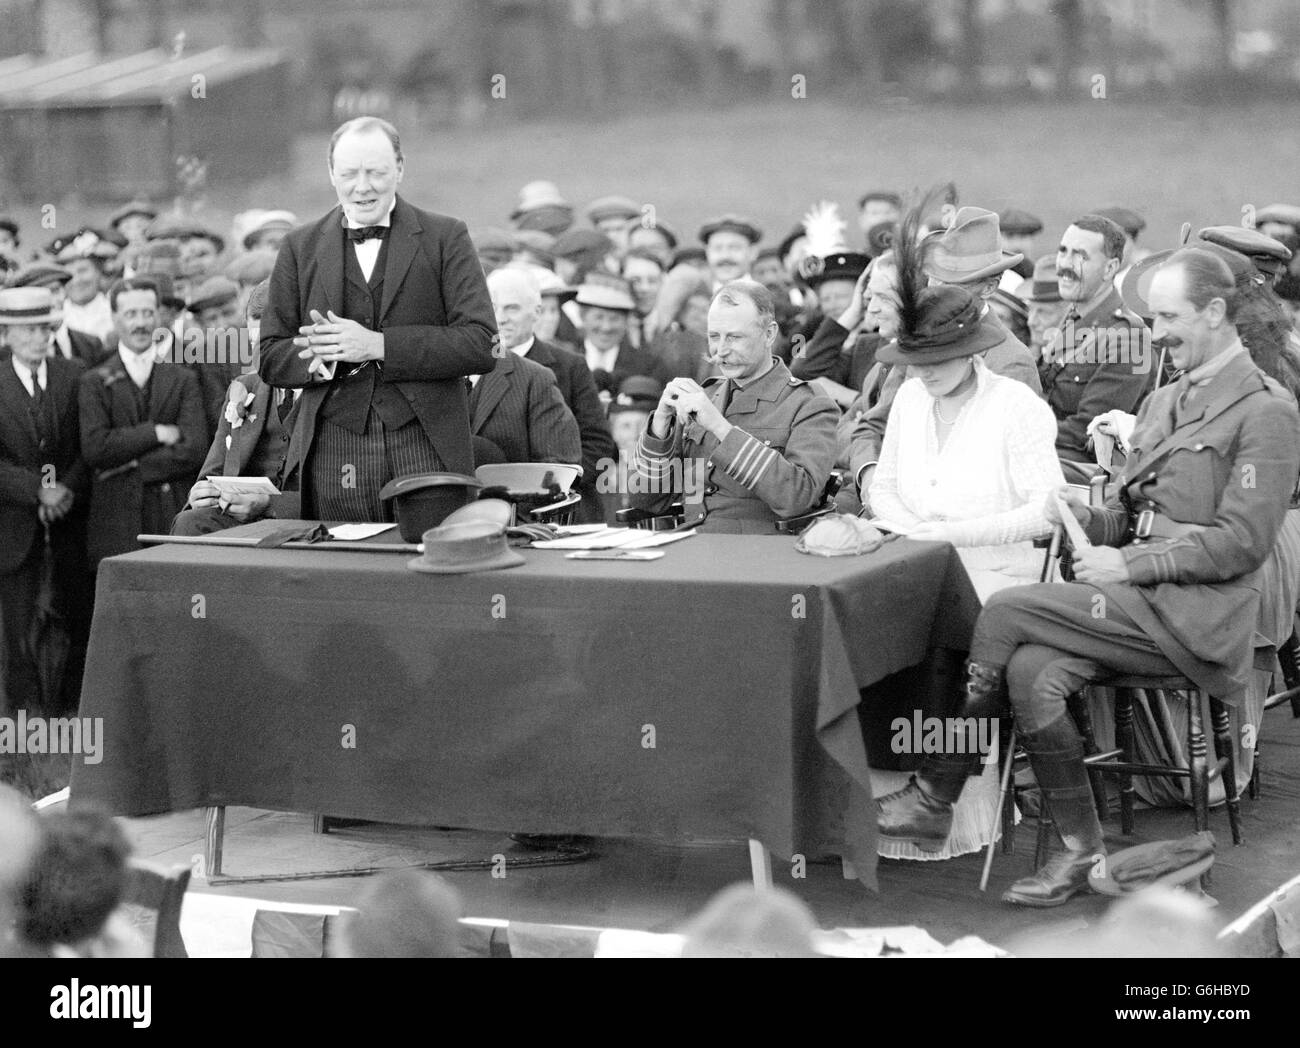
[224,383,257,429]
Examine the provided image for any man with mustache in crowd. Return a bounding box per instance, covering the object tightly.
[701,216,761,292]
[79,279,207,568]
[1043,214,1151,483]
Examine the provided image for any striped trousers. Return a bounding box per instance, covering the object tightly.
[309,410,444,522]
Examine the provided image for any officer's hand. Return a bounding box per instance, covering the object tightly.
[665,378,729,440]
[188,480,221,509]
[1044,485,1088,526]
[1072,545,1130,585]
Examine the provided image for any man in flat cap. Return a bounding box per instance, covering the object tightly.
[8,266,104,368]
[472,228,516,276]
[0,286,91,712]
[999,208,1043,280]
[789,250,877,405]
[628,218,678,270]
[1022,255,1068,361]
[700,215,762,293]
[586,196,640,257]
[188,275,251,434]
[552,229,617,287]
[1198,225,1293,284]
[108,200,157,248]
[1045,213,1151,481]
[1093,206,1147,269]
[630,280,837,533]
[147,216,226,284]
[242,210,298,254]
[511,180,573,237]
[1253,204,1300,243]
[857,192,901,252]
[258,117,496,522]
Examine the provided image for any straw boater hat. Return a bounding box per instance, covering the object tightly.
[0,286,57,325]
[574,272,635,312]
[512,180,570,221]
[876,189,1004,367]
[922,207,1023,284]
[241,209,298,250]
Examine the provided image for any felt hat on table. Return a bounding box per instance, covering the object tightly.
[0,286,57,325]
[408,519,525,575]
[921,207,1023,284]
[875,284,1003,366]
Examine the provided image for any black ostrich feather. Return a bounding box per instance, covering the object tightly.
[893,184,949,340]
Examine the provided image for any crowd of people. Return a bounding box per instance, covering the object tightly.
[4,115,1300,917]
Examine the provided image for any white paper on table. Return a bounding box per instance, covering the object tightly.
[532,528,696,551]
[206,476,280,496]
[328,523,396,540]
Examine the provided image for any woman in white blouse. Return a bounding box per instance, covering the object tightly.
[866,278,1064,863]
[869,303,1064,602]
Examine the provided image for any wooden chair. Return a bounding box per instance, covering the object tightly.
[121,858,191,958]
[1250,625,1300,799]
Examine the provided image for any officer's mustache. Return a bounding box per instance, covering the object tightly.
[1057,268,1080,282]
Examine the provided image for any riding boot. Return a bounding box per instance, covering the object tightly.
[877,660,1006,852]
[1002,714,1105,907]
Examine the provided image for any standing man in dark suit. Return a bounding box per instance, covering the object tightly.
[0,288,90,713]
[258,117,497,522]
[79,280,207,569]
[486,267,615,520]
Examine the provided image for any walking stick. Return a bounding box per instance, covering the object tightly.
[980,728,1018,892]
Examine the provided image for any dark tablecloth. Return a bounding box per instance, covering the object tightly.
[70,534,980,888]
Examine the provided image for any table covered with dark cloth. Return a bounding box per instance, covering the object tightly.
[70,534,980,888]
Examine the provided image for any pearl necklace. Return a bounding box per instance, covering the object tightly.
[934,397,968,425]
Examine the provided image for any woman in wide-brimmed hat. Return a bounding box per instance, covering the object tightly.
[865,196,1067,863]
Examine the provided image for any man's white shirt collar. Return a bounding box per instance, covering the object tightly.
[118,347,154,388]
[343,197,397,229]
[510,336,535,358]
[584,339,619,374]
[12,354,47,394]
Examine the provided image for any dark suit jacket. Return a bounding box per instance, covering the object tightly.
[79,355,207,565]
[470,353,581,465]
[587,337,673,396]
[189,373,302,519]
[55,327,106,369]
[258,196,497,505]
[1081,348,1300,702]
[0,356,90,573]
[526,339,616,485]
[790,316,882,391]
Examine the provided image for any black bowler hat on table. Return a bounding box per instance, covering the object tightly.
[379,472,483,543]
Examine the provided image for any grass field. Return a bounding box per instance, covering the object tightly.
[207,98,1300,254]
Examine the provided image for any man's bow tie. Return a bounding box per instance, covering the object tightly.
[346,225,389,243]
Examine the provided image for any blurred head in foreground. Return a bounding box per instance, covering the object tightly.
[335,869,465,958]
[680,883,820,958]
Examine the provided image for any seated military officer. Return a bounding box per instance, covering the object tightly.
[628,280,838,533]
[877,248,1300,907]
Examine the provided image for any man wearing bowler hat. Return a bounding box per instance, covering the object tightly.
[998,208,1043,281]
[0,287,91,713]
[1022,255,1068,360]
[258,117,496,523]
[585,196,641,258]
